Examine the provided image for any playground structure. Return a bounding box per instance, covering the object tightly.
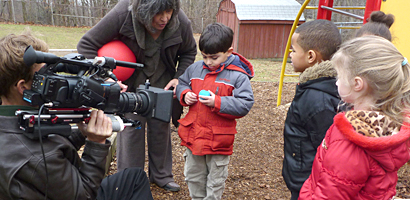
[276,0,410,106]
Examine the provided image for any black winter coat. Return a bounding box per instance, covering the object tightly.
[282,61,341,193]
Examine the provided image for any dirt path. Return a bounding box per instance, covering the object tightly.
[107,81,410,199]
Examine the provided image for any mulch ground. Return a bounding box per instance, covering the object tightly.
[107,81,410,199]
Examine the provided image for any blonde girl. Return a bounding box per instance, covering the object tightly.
[299,35,410,199]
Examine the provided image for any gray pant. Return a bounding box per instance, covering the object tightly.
[183,148,230,200]
[116,113,174,187]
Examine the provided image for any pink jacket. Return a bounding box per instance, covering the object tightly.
[299,112,410,200]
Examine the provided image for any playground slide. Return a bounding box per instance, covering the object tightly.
[381,0,410,58]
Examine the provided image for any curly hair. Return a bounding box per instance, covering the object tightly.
[295,19,342,61]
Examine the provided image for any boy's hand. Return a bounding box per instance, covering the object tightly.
[184,91,198,105]
[78,110,112,144]
[199,90,215,107]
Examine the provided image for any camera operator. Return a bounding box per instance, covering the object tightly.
[0,31,153,199]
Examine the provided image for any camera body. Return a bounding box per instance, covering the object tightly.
[22,45,173,123]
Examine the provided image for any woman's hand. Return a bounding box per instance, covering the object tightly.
[164,79,179,98]
[106,78,128,92]
[117,81,128,92]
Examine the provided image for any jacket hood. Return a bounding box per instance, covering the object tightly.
[297,60,339,98]
[334,112,410,171]
[221,52,254,79]
[299,60,336,84]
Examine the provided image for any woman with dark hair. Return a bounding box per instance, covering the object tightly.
[77,0,197,192]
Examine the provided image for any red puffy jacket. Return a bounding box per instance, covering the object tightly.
[176,53,254,156]
[299,112,410,200]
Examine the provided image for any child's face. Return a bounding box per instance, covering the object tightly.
[336,74,354,103]
[201,49,233,71]
[290,33,311,73]
[334,66,358,104]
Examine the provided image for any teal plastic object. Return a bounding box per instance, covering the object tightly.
[199,90,211,100]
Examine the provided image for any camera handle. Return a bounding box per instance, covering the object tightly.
[93,56,144,70]
[16,109,141,140]
[93,56,144,82]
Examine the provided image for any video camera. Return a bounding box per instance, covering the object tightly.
[19,46,173,139]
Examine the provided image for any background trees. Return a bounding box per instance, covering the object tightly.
[0,0,366,33]
[0,0,219,33]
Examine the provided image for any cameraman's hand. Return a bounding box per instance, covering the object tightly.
[164,79,178,98]
[78,110,112,144]
[184,91,198,106]
[199,90,215,107]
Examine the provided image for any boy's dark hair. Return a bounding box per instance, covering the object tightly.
[199,22,233,54]
[295,19,341,60]
[355,11,394,41]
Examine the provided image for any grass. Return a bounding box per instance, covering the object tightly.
[0,23,90,49]
[251,59,299,82]
[0,22,299,82]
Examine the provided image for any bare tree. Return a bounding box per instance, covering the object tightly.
[181,0,219,33]
[1,0,367,31]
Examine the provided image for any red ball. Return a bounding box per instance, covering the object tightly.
[97,40,136,81]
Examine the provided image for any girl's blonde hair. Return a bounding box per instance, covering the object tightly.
[332,35,410,124]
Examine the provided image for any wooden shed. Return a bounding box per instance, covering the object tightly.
[217,0,305,59]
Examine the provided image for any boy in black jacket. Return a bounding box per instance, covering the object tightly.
[282,20,342,200]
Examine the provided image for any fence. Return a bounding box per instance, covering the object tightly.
[0,0,219,33]
[0,0,115,26]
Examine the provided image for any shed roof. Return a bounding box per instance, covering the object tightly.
[231,0,305,21]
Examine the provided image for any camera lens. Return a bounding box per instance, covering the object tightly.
[117,92,137,113]
[117,92,149,114]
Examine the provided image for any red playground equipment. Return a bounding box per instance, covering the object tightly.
[276,0,405,106]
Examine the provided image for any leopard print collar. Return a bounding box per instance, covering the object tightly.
[345,110,401,137]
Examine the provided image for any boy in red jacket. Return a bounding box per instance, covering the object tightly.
[176,22,254,199]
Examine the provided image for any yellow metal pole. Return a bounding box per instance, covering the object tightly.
[277,0,311,106]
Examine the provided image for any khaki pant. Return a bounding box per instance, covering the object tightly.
[183,148,230,200]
